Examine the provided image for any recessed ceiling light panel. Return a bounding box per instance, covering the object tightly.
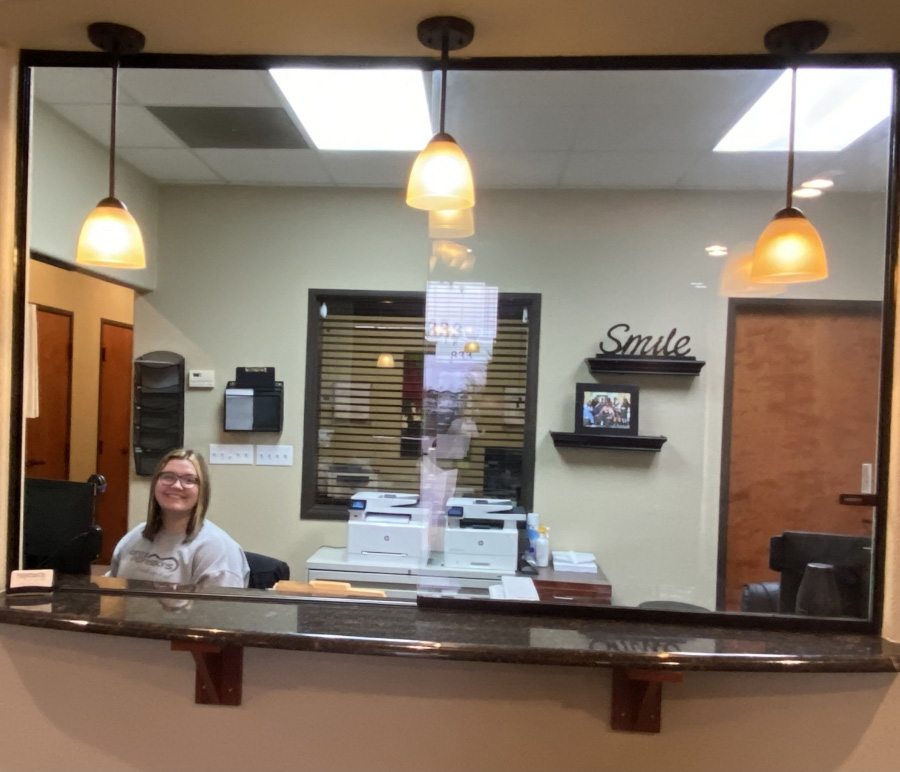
[269,68,433,151]
[801,178,835,189]
[715,68,893,152]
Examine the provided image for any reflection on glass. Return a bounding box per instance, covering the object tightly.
[22,63,893,622]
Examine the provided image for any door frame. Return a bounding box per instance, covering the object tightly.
[716,297,885,611]
[26,303,74,480]
[96,318,134,563]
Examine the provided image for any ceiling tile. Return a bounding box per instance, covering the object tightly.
[117,148,222,183]
[452,104,581,152]
[51,104,184,149]
[147,106,306,149]
[195,148,333,185]
[319,151,413,186]
[120,69,281,107]
[34,67,136,105]
[469,150,568,188]
[561,151,690,188]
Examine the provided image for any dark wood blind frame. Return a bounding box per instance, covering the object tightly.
[302,290,540,520]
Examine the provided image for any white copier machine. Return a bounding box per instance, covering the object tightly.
[443,497,526,572]
[346,491,431,567]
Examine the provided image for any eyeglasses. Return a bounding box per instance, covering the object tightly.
[158,471,199,488]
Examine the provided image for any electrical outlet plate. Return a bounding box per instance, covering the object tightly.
[208,443,254,465]
[255,444,293,466]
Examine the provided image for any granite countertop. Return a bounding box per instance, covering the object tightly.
[0,580,898,672]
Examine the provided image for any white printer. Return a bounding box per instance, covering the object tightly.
[346,491,431,567]
[443,497,526,572]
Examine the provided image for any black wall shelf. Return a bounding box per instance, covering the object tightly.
[586,355,705,376]
[550,431,667,451]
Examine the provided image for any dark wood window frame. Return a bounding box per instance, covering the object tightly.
[301,289,541,520]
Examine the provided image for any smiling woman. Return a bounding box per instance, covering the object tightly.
[107,448,250,587]
[13,50,897,629]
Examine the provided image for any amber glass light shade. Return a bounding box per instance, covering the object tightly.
[428,207,475,238]
[750,207,827,284]
[76,197,146,269]
[718,252,786,297]
[376,353,395,368]
[406,132,475,211]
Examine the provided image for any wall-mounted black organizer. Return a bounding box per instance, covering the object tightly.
[224,367,283,432]
[133,351,185,476]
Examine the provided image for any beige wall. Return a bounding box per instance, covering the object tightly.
[2,625,900,772]
[128,183,886,608]
[27,260,134,480]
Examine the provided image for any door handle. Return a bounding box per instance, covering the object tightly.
[24,459,46,468]
[838,493,878,506]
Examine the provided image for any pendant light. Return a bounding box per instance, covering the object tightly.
[406,16,476,211]
[428,207,475,239]
[76,22,147,269]
[376,353,396,368]
[751,20,829,284]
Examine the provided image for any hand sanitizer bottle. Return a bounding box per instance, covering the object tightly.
[535,526,550,568]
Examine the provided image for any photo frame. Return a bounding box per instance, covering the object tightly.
[575,383,639,436]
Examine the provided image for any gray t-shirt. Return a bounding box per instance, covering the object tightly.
[109,520,250,588]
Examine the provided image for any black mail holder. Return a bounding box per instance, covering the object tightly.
[133,351,185,476]
[224,367,284,432]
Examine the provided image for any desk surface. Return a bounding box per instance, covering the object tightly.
[307,546,613,603]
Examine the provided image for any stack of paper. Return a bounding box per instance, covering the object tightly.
[552,550,598,573]
[488,576,540,601]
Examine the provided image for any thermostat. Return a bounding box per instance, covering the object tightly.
[188,369,215,389]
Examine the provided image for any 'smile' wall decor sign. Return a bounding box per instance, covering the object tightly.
[586,323,706,375]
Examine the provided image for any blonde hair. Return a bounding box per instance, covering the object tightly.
[142,449,211,541]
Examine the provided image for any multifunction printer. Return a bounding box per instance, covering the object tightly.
[443,497,526,572]
[346,491,431,567]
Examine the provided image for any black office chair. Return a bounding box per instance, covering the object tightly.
[23,477,104,574]
[244,551,291,589]
[769,531,871,617]
[740,581,780,613]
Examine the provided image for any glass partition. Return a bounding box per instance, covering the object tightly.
[17,56,896,626]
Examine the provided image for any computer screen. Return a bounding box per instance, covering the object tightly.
[24,478,99,573]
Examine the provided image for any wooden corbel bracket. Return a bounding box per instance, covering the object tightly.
[171,640,243,705]
[610,667,683,733]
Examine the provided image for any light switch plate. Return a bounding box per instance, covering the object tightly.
[208,443,254,465]
[188,369,215,388]
[256,444,293,466]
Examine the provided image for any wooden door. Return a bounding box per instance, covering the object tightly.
[95,321,133,564]
[720,300,880,611]
[25,307,73,480]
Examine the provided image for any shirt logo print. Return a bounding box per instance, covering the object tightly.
[128,549,179,572]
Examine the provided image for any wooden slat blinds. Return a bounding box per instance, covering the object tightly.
[303,291,539,518]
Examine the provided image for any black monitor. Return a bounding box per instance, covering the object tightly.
[23,478,102,574]
[769,531,871,618]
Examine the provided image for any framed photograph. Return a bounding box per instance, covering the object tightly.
[575,383,639,436]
